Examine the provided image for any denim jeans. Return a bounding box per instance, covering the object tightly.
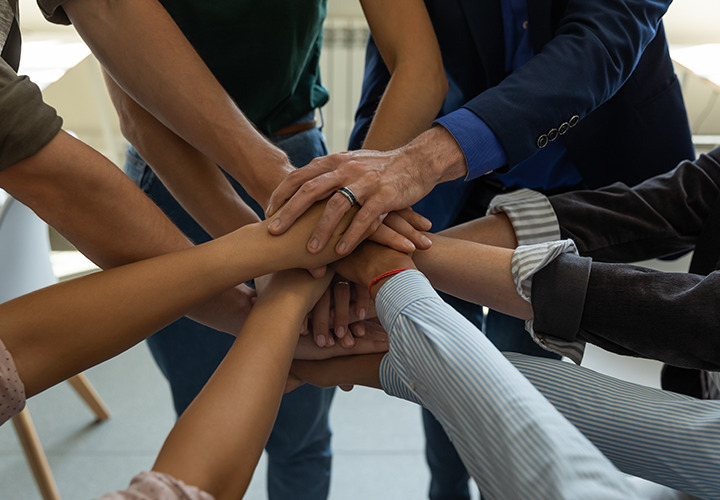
[123,124,335,500]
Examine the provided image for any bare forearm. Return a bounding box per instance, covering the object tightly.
[438,213,518,248]
[153,271,331,500]
[105,74,260,236]
[360,0,447,151]
[0,224,270,397]
[413,233,531,319]
[64,0,291,206]
[292,354,384,391]
[0,131,194,269]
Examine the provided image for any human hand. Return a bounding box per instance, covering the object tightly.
[332,241,416,297]
[266,146,439,256]
[187,283,256,335]
[306,276,376,348]
[294,320,388,360]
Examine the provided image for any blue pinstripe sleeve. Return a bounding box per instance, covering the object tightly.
[374,270,636,500]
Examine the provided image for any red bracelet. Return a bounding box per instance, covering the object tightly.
[369,268,410,296]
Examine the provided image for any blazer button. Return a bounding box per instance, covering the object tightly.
[558,122,569,135]
[537,134,549,149]
[548,128,558,141]
[569,115,580,127]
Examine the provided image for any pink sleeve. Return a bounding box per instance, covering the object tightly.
[0,337,26,425]
[96,471,215,500]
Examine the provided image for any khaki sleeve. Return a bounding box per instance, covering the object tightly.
[35,0,71,25]
[0,58,63,172]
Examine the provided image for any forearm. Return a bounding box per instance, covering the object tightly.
[0,131,194,269]
[153,273,328,500]
[105,75,260,236]
[413,233,531,320]
[359,0,447,151]
[437,213,518,248]
[291,354,384,390]
[64,0,291,206]
[0,224,270,397]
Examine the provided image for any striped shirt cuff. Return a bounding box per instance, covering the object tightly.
[487,189,560,245]
[512,240,587,364]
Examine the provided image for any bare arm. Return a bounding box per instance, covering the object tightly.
[0,199,358,398]
[359,0,447,151]
[104,74,260,237]
[152,269,333,500]
[63,0,292,207]
[0,130,255,334]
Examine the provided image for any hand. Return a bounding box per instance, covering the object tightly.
[332,241,416,295]
[258,268,333,315]
[186,283,256,335]
[294,320,388,360]
[307,277,376,348]
[267,137,448,256]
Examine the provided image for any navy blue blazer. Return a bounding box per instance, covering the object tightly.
[350,0,694,190]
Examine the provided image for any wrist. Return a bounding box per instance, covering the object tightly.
[404,126,467,185]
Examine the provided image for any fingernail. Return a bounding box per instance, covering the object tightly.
[335,326,345,338]
[268,219,281,232]
[317,335,326,347]
[356,324,366,337]
[359,308,366,320]
[337,241,347,254]
[421,235,432,247]
[328,336,335,346]
[309,238,319,251]
[343,336,355,348]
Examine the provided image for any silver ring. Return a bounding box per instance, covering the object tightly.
[337,186,357,206]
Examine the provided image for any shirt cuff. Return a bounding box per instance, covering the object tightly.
[511,240,587,364]
[487,189,561,245]
[434,108,506,181]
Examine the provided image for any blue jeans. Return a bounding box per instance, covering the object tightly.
[415,178,562,500]
[123,125,335,500]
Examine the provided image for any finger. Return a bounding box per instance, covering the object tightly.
[392,208,433,231]
[267,158,336,216]
[334,204,385,255]
[309,265,327,278]
[354,282,372,327]
[368,224,416,254]
[268,171,340,235]
[311,288,332,347]
[339,385,355,392]
[382,210,433,250]
[332,281,352,340]
[307,190,355,254]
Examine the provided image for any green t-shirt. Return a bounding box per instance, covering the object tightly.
[161,0,330,135]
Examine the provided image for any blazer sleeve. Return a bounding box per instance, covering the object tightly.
[530,149,720,370]
[549,149,720,263]
[532,254,720,371]
[463,0,672,168]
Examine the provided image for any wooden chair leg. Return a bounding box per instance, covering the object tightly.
[67,373,111,421]
[11,408,61,500]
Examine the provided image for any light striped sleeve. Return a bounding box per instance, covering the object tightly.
[512,240,587,364]
[0,1,12,51]
[487,188,560,244]
[374,270,636,500]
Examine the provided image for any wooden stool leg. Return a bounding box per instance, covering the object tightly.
[67,373,111,421]
[12,408,61,500]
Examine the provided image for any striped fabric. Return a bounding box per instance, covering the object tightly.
[376,270,636,500]
[508,352,720,499]
[0,1,13,52]
[487,188,561,244]
[489,188,589,363]
[512,239,587,364]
